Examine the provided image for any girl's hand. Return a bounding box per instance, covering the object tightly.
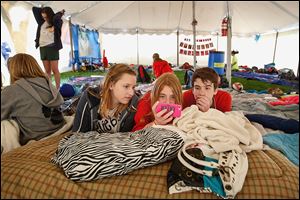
[151,101,174,125]
[48,26,54,32]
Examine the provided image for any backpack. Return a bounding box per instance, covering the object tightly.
[137,65,151,83]
[278,68,296,81]
[219,75,229,88]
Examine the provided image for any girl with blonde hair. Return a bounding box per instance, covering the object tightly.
[132,72,182,131]
[72,64,139,133]
[1,53,65,147]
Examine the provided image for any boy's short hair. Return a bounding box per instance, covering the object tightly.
[192,67,219,89]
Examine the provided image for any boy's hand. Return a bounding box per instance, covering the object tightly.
[195,96,211,112]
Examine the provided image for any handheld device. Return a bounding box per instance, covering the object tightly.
[155,103,182,118]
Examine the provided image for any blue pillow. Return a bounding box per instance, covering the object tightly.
[59,83,75,98]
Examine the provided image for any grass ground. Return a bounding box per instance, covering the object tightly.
[55,69,295,93]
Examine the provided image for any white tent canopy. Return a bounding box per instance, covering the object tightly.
[25,1,298,84]
[1,1,298,84]
[26,1,299,36]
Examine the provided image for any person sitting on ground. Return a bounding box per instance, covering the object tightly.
[132,73,182,131]
[183,67,232,112]
[72,64,139,133]
[152,53,173,79]
[1,53,65,147]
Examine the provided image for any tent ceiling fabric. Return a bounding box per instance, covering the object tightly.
[27,1,299,36]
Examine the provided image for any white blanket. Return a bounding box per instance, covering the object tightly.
[1,116,74,154]
[173,105,263,153]
[1,119,20,154]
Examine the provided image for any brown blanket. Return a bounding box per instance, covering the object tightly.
[1,131,299,199]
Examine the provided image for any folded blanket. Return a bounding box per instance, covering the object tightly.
[51,126,184,182]
[263,133,299,166]
[245,114,299,133]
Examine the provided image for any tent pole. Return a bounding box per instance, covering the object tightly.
[192,1,197,68]
[177,29,179,67]
[297,61,299,79]
[272,31,279,63]
[68,17,75,72]
[225,2,232,88]
[216,32,219,51]
[136,28,139,66]
[226,16,232,88]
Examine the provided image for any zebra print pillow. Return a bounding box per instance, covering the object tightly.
[51,127,184,182]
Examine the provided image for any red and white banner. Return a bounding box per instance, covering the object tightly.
[179,37,215,56]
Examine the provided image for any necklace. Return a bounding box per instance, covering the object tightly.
[108,107,117,117]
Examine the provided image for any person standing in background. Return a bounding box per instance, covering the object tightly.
[32,6,65,89]
[152,53,173,79]
[102,49,108,70]
[231,50,239,71]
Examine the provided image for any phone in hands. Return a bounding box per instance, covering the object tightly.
[155,103,182,118]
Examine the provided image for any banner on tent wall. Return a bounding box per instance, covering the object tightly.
[179,37,215,56]
[78,27,100,59]
[71,24,101,66]
[78,27,91,57]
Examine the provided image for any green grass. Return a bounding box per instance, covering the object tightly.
[231,77,293,93]
[174,71,294,93]
[54,70,295,93]
[58,70,107,84]
[174,71,185,85]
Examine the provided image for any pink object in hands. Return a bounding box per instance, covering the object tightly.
[155,103,182,118]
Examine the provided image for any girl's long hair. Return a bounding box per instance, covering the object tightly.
[99,64,136,118]
[9,53,48,84]
[141,72,183,123]
[41,7,55,27]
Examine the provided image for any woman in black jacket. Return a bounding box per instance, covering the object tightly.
[72,64,139,133]
[32,6,65,89]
